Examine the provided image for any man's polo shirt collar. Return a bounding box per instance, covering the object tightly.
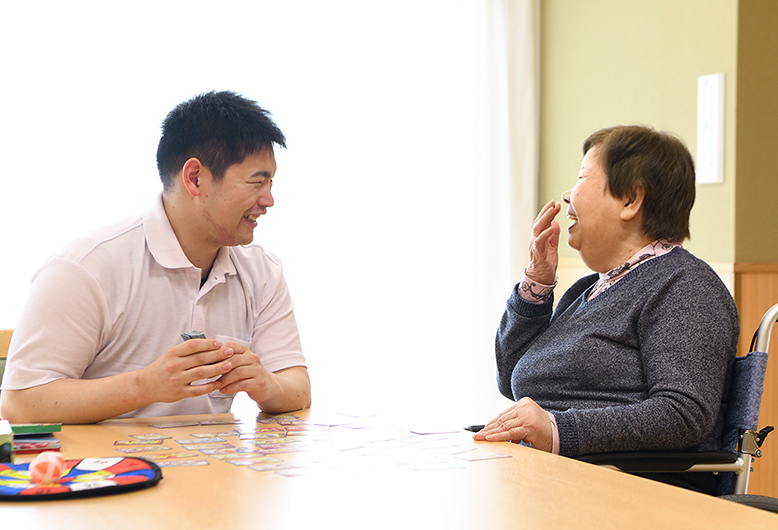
[143,194,192,270]
[142,194,237,282]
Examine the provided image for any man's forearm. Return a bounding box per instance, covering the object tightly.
[0,373,150,424]
[253,366,311,414]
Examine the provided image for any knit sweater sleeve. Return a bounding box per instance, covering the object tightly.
[495,275,596,400]
[553,260,739,456]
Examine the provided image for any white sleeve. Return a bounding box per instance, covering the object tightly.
[1,258,110,389]
[249,255,305,374]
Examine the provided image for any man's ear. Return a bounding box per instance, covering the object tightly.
[620,184,645,222]
[181,158,205,197]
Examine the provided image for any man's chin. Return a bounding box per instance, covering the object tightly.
[224,233,255,248]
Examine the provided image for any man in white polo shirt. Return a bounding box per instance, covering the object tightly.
[0,91,311,423]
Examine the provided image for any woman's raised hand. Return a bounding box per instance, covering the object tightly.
[526,200,561,285]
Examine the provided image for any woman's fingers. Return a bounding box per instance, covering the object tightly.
[527,201,561,284]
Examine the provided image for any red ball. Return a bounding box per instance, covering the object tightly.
[29,451,65,484]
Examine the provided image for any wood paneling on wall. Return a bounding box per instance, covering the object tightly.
[734,265,778,497]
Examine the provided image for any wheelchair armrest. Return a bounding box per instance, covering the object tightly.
[577,450,738,472]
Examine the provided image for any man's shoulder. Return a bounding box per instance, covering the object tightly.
[226,244,287,289]
[52,215,145,264]
[230,243,282,267]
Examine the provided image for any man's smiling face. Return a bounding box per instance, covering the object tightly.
[199,148,277,249]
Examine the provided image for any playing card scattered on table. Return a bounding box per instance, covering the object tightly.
[105,413,514,471]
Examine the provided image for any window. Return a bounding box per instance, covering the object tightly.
[0,1,537,422]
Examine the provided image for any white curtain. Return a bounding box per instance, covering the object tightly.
[0,0,538,423]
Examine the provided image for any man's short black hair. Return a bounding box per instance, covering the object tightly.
[156,91,286,190]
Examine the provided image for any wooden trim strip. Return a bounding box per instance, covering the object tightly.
[734,263,778,273]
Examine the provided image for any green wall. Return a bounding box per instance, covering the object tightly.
[539,0,738,264]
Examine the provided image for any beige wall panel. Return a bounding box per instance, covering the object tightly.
[539,0,738,265]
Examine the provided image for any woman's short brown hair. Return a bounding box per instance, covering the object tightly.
[583,125,696,243]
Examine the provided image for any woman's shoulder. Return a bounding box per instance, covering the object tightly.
[652,247,726,284]
[641,247,737,311]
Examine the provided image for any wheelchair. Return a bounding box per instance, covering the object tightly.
[578,303,778,512]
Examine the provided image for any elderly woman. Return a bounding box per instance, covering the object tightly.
[474,125,739,494]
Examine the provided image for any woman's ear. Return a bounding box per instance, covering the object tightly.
[620,184,645,222]
[181,158,205,197]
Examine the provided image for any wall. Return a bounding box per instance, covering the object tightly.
[537,0,738,279]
